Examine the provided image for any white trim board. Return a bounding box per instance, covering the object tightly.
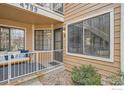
[65,10,114,62]
[121,4,124,72]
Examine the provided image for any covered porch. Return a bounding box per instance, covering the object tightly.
[0,3,64,84]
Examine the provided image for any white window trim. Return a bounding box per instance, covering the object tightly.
[0,24,26,50]
[66,9,114,62]
[121,4,124,72]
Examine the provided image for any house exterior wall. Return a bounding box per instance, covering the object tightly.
[64,3,121,82]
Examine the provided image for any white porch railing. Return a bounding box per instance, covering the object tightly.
[0,50,63,84]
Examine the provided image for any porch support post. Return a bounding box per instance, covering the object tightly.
[121,4,124,72]
[51,24,54,62]
[32,24,35,51]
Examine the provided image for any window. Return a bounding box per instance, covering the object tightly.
[11,28,25,51]
[68,12,111,58]
[0,26,25,51]
[0,27,10,51]
[68,22,83,54]
[35,30,52,51]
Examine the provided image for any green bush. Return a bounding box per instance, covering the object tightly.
[71,65,101,85]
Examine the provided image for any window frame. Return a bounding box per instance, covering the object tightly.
[66,9,114,62]
[34,30,52,51]
[0,24,26,51]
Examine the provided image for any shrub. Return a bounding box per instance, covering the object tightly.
[107,72,124,85]
[71,65,101,85]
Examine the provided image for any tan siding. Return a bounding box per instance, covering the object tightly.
[64,4,89,15]
[114,31,120,38]
[64,4,80,11]
[64,3,121,81]
[65,3,98,18]
[65,4,120,23]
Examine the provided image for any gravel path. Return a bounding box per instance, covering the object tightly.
[20,69,72,85]
[39,70,72,85]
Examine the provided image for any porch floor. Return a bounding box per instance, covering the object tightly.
[0,61,62,82]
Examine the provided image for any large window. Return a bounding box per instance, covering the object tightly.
[68,22,83,54]
[34,30,52,51]
[68,12,111,58]
[0,27,25,51]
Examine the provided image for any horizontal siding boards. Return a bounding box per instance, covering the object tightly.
[114,44,120,50]
[64,64,117,79]
[114,6,121,14]
[63,54,120,68]
[114,37,120,44]
[65,3,98,16]
[114,19,120,26]
[65,3,109,21]
[114,31,120,38]
[114,50,120,56]
[114,13,121,20]
[65,4,120,22]
[65,3,94,16]
[64,58,120,73]
[64,4,80,11]
[64,3,121,81]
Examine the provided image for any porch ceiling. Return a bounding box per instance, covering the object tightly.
[0,4,63,25]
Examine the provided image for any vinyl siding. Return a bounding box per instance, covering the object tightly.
[64,3,121,82]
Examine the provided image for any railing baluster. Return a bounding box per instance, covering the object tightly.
[8,59,11,84]
[25,60,26,74]
[14,61,15,78]
[36,52,39,71]
[27,54,29,74]
[3,64,5,81]
[18,60,19,77]
[39,52,41,70]
[21,62,23,75]
[41,52,43,70]
[30,53,32,73]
